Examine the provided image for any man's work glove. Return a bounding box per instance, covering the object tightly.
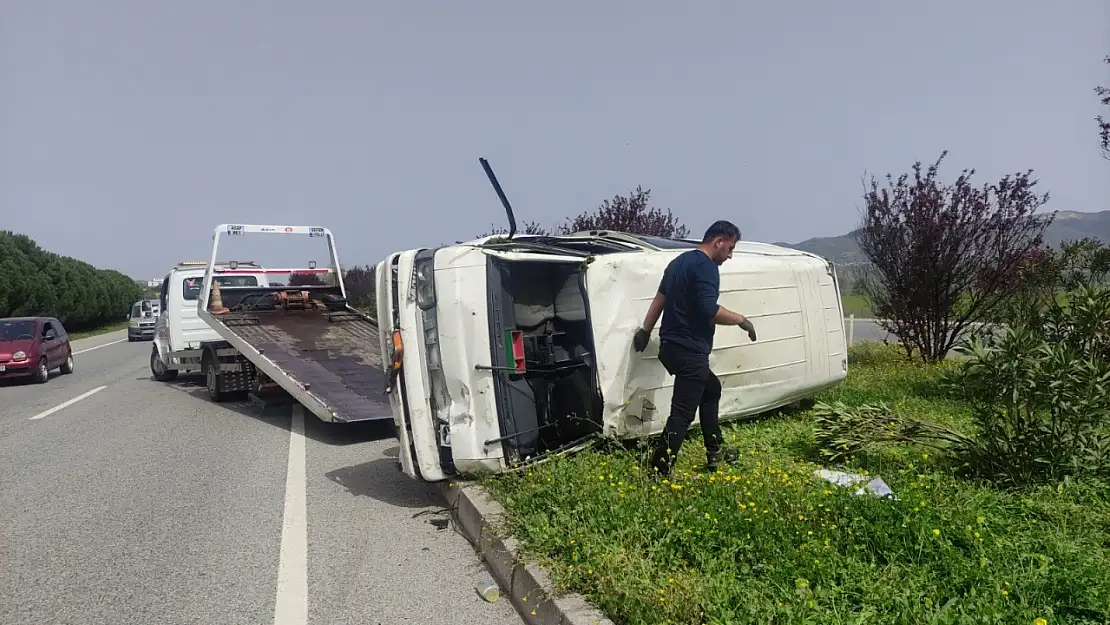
[738,318,757,342]
[633,328,651,352]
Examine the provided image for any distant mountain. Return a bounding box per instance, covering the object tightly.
[778,210,1110,264]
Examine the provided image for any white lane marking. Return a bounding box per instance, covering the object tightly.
[28,385,108,420]
[273,404,308,625]
[73,338,126,355]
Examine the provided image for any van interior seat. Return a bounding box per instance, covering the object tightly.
[511,265,587,329]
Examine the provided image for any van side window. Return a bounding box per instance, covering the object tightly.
[132,304,142,318]
[51,319,67,338]
[41,321,55,338]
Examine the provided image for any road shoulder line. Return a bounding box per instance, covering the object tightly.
[273,404,308,625]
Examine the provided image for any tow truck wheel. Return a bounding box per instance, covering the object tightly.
[150,346,178,382]
[202,348,228,403]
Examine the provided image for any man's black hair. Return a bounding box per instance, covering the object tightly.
[701,220,741,243]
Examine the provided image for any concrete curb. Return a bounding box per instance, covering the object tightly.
[433,481,615,625]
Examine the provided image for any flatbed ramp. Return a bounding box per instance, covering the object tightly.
[216,309,392,422]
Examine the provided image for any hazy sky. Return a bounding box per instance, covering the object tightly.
[3,1,1108,279]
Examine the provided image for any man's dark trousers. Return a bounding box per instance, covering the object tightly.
[649,340,724,476]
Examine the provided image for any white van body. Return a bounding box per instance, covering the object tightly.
[375,232,848,483]
[152,262,271,376]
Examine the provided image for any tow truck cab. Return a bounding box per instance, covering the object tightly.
[151,261,271,377]
[376,232,848,483]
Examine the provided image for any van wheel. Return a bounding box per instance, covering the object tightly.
[151,346,178,382]
[60,351,74,375]
[202,348,229,402]
[34,358,50,384]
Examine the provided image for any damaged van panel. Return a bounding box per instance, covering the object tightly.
[376,233,848,482]
[589,242,847,439]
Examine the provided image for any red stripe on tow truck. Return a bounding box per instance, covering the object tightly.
[216,269,331,274]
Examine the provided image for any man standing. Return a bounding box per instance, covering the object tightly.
[632,220,757,476]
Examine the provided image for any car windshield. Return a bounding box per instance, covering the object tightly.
[182,275,260,301]
[0,320,36,341]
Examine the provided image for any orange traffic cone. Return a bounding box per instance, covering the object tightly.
[209,280,230,315]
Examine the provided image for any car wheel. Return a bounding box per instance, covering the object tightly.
[150,346,178,382]
[60,351,74,375]
[34,358,49,384]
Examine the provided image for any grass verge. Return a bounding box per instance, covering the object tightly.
[840,294,873,318]
[485,342,1110,624]
[68,320,130,341]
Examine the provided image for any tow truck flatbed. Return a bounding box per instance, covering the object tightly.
[191,223,392,423]
[209,307,389,422]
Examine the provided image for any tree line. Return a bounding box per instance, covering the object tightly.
[0,231,145,331]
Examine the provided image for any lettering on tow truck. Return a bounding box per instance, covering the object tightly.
[261,226,276,232]
[227,225,245,236]
[309,227,324,238]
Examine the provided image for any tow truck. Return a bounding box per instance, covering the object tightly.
[175,224,392,423]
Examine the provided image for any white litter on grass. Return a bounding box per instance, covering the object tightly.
[814,469,898,500]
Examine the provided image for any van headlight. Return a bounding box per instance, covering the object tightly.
[12,351,26,361]
[415,256,436,310]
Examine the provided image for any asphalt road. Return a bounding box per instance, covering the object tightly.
[0,330,521,625]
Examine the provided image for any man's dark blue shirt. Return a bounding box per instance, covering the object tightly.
[658,249,720,356]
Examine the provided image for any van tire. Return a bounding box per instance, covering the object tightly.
[150,346,178,382]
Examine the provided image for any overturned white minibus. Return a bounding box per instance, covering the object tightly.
[375,230,848,482]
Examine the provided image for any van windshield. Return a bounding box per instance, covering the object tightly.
[182,275,260,301]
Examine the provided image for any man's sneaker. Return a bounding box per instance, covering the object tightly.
[706,447,740,472]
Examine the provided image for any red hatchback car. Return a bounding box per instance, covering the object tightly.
[0,317,75,383]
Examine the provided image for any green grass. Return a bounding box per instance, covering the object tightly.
[68,320,130,341]
[840,295,873,318]
[484,342,1110,625]
[838,292,1074,322]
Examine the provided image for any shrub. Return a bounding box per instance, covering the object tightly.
[818,279,1110,487]
[946,280,1110,485]
[855,151,1054,363]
